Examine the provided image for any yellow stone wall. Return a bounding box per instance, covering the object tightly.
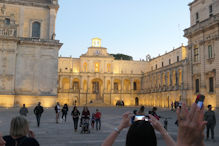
[0,3,51,39]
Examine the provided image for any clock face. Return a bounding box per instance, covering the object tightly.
[95,50,100,55]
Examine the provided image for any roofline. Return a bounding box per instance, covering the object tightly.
[188,0,198,6]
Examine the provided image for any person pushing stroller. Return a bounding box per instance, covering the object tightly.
[80,106,90,133]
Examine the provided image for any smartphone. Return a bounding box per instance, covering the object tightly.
[195,94,205,108]
[134,115,148,122]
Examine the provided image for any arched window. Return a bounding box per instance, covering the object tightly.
[5,18,10,25]
[32,21,41,38]
[107,64,111,72]
[95,63,99,72]
[172,70,176,85]
[83,62,87,72]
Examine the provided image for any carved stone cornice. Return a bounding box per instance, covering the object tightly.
[184,14,219,38]
[0,0,59,9]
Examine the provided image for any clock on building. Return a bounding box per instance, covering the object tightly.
[95,50,100,55]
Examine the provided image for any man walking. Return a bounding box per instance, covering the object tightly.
[204,105,216,141]
[34,102,44,127]
[19,104,28,116]
[94,109,101,130]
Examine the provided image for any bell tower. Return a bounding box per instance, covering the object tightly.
[92,38,101,47]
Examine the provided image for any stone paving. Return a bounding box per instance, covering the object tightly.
[0,106,218,146]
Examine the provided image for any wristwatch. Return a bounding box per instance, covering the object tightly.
[114,128,120,134]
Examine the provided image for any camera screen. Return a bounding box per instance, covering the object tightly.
[134,115,148,122]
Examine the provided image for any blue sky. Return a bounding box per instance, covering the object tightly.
[56,0,193,60]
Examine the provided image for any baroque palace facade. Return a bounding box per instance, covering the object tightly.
[0,0,218,108]
[58,0,219,108]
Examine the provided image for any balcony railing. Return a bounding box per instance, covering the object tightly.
[0,27,16,37]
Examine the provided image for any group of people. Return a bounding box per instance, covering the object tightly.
[0,99,217,146]
[54,103,102,132]
[19,102,44,127]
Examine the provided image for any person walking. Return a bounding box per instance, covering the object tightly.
[204,105,216,141]
[171,102,174,111]
[137,106,145,115]
[62,104,68,122]
[54,102,61,123]
[71,106,80,132]
[19,104,28,117]
[91,113,95,129]
[149,107,160,120]
[94,109,101,130]
[33,102,44,127]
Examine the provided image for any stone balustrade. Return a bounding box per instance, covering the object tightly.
[0,27,16,37]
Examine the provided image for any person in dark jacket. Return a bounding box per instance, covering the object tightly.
[71,106,80,132]
[62,104,68,122]
[3,116,39,146]
[33,102,44,127]
[149,107,160,120]
[19,104,28,117]
[204,105,216,141]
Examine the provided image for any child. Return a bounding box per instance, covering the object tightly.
[91,113,95,129]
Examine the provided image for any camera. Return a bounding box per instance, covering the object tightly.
[134,115,149,122]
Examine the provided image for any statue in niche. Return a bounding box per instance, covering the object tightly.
[1,4,6,15]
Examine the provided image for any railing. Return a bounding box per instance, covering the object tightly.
[0,27,16,37]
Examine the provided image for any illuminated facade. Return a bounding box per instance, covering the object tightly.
[58,0,219,108]
[58,39,190,107]
[0,0,218,108]
[184,0,219,108]
[0,0,62,107]
[58,38,148,106]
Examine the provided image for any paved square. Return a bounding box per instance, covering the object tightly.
[0,107,218,146]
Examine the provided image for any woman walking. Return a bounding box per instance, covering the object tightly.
[71,106,80,132]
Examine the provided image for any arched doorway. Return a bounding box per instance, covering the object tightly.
[91,78,103,100]
[135,97,139,106]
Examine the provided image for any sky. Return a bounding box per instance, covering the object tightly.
[56,0,193,60]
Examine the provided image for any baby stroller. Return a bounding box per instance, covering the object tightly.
[80,118,90,134]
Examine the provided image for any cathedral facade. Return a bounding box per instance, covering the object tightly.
[0,0,62,107]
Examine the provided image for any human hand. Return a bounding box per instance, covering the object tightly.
[118,112,132,131]
[28,130,35,138]
[148,114,164,132]
[0,133,5,146]
[176,103,207,146]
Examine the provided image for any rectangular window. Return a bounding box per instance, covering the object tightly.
[194,48,199,62]
[209,77,214,92]
[162,62,164,67]
[169,59,171,65]
[208,45,213,59]
[134,82,137,90]
[177,56,179,62]
[195,79,199,93]
[196,12,199,23]
[209,5,213,15]
[73,82,79,91]
[114,83,118,91]
[155,64,157,69]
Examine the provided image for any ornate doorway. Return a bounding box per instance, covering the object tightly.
[92,81,99,94]
[92,78,103,100]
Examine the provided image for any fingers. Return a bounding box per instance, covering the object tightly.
[123,112,131,118]
[188,103,196,121]
[0,133,5,145]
